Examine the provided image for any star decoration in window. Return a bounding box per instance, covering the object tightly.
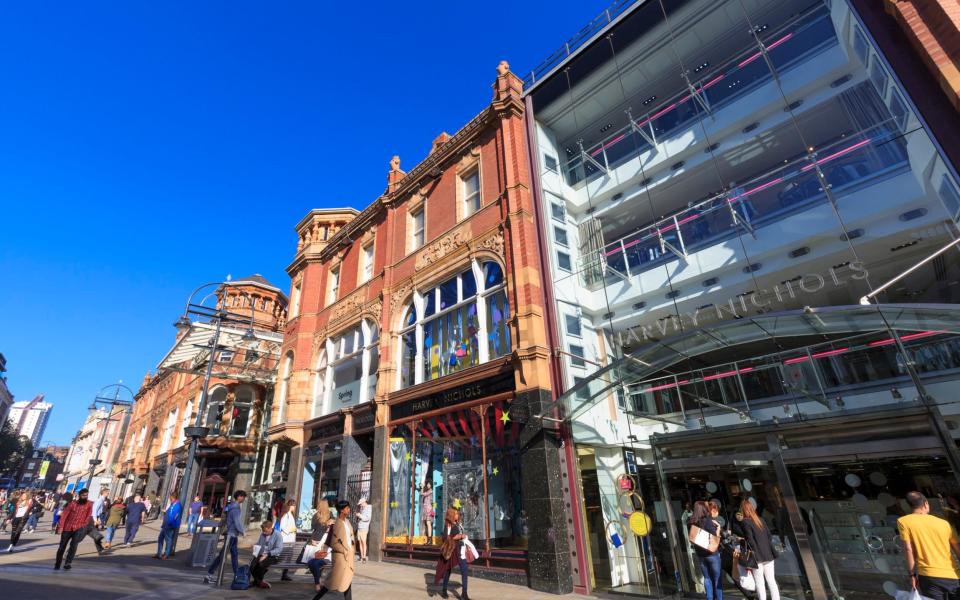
[500,410,511,425]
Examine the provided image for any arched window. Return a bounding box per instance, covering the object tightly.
[278,352,294,423]
[398,260,511,388]
[316,319,379,415]
[230,387,254,437]
[206,387,228,431]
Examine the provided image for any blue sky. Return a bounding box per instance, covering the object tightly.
[0,1,609,444]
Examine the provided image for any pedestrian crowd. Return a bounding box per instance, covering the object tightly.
[4,484,478,599]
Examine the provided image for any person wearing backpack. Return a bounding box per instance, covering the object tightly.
[204,490,247,584]
[688,500,723,600]
[740,499,780,600]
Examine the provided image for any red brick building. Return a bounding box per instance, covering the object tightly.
[116,277,286,522]
[258,62,572,593]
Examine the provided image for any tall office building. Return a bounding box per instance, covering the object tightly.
[8,395,52,447]
[522,0,960,597]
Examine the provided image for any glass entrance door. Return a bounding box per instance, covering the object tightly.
[664,460,811,599]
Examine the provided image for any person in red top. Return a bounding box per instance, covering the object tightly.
[55,488,94,570]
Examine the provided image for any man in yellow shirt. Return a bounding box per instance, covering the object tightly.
[899,491,960,600]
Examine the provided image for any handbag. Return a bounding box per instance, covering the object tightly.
[688,522,720,553]
[440,537,455,560]
[463,539,479,563]
[299,542,324,564]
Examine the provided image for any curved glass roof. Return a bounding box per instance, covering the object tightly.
[554,304,960,422]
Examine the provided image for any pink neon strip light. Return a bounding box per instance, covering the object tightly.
[784,347,850,365]
[702,367,754,381]
[590,133,627,157]
[801,138,873,172]
[728,176,785,203]
[868,330,941,347]
[738,32,794,68]
[641,379,690,394]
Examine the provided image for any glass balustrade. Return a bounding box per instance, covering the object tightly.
[626,331,960,421]
[564,7,838,186]
[583,119,909,285]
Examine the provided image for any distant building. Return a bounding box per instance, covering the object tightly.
[19,445,68,490]
[8,395,52,447]
[61,405,129,493]
[0,354,12,425]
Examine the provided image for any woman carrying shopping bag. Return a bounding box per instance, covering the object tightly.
[740,499,780,600]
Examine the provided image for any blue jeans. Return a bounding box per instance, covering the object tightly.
[187,513,199,534]
[156,527,175,557]
[307,558,328,584]
[123,522,140,545]
[699,552,723,600]
[26,514,38,530]
[208,535,238,575]
[106,526,118,543]
[442,557,468,596]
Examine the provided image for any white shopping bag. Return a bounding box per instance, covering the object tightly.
[737,565,756,592]
[896,589,935,600]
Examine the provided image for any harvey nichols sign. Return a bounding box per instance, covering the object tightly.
[390,370,515,421]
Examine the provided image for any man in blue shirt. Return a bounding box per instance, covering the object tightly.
[123,495,146,546]
[154,491,182,559]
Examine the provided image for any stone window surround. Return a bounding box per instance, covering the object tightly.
[455,147,483,222]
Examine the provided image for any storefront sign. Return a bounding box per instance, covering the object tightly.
[333,379,362,408]
[38,460,50,479]
[309,416,345,442]
[390,370,515,421]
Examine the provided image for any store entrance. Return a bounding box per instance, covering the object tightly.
[662,459,811,600]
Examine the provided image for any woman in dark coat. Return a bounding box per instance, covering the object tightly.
[688,500,723,600]
[740,500,780,600]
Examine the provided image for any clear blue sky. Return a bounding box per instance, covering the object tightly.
[0,1,609,445]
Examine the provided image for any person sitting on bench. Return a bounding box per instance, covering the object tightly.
[250,520,284,589]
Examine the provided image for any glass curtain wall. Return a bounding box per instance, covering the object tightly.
[532,0,960,598]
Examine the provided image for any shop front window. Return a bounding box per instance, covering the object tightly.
[397,260,510,389]
[386,400,528,550]
[386,424,414,542]
[205,387,227,432]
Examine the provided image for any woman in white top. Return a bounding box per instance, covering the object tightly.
[279,500,298,582]
[8,491,33,553]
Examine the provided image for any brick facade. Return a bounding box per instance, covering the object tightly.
[264,62,571,593]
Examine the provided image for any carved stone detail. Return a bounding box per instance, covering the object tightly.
[331,290,365,323]
[415,230,466,271]
[391,284,412,315]
[477,230,505,258]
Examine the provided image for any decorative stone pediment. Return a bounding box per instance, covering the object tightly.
[415,229,466,271]
[331,290,366,323]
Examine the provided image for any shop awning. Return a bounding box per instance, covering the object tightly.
[549,304,960,423]
[157,321,283,373]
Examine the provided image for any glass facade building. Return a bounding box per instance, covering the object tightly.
[524,0,960,598]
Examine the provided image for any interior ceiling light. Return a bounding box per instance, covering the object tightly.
[642,95,657,106]
[753,24,768,33]
[694,62,709,73]
[600,123,613,133]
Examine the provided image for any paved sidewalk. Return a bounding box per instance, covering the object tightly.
[0,517,595,600]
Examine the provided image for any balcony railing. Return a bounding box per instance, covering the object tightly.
[579,118,910,286]
[564,6,837,186]
[627,330,960,422]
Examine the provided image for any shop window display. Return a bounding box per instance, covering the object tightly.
[385,401,528,550]
[397,260,510,389]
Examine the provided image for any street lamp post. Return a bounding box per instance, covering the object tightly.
[170,281,256,557]
[85,383,135,493]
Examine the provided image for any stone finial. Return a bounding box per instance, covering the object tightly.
[388,155,406,193]
[430,132,451,154]
[492,59,523,105]
[497,60,510,76]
